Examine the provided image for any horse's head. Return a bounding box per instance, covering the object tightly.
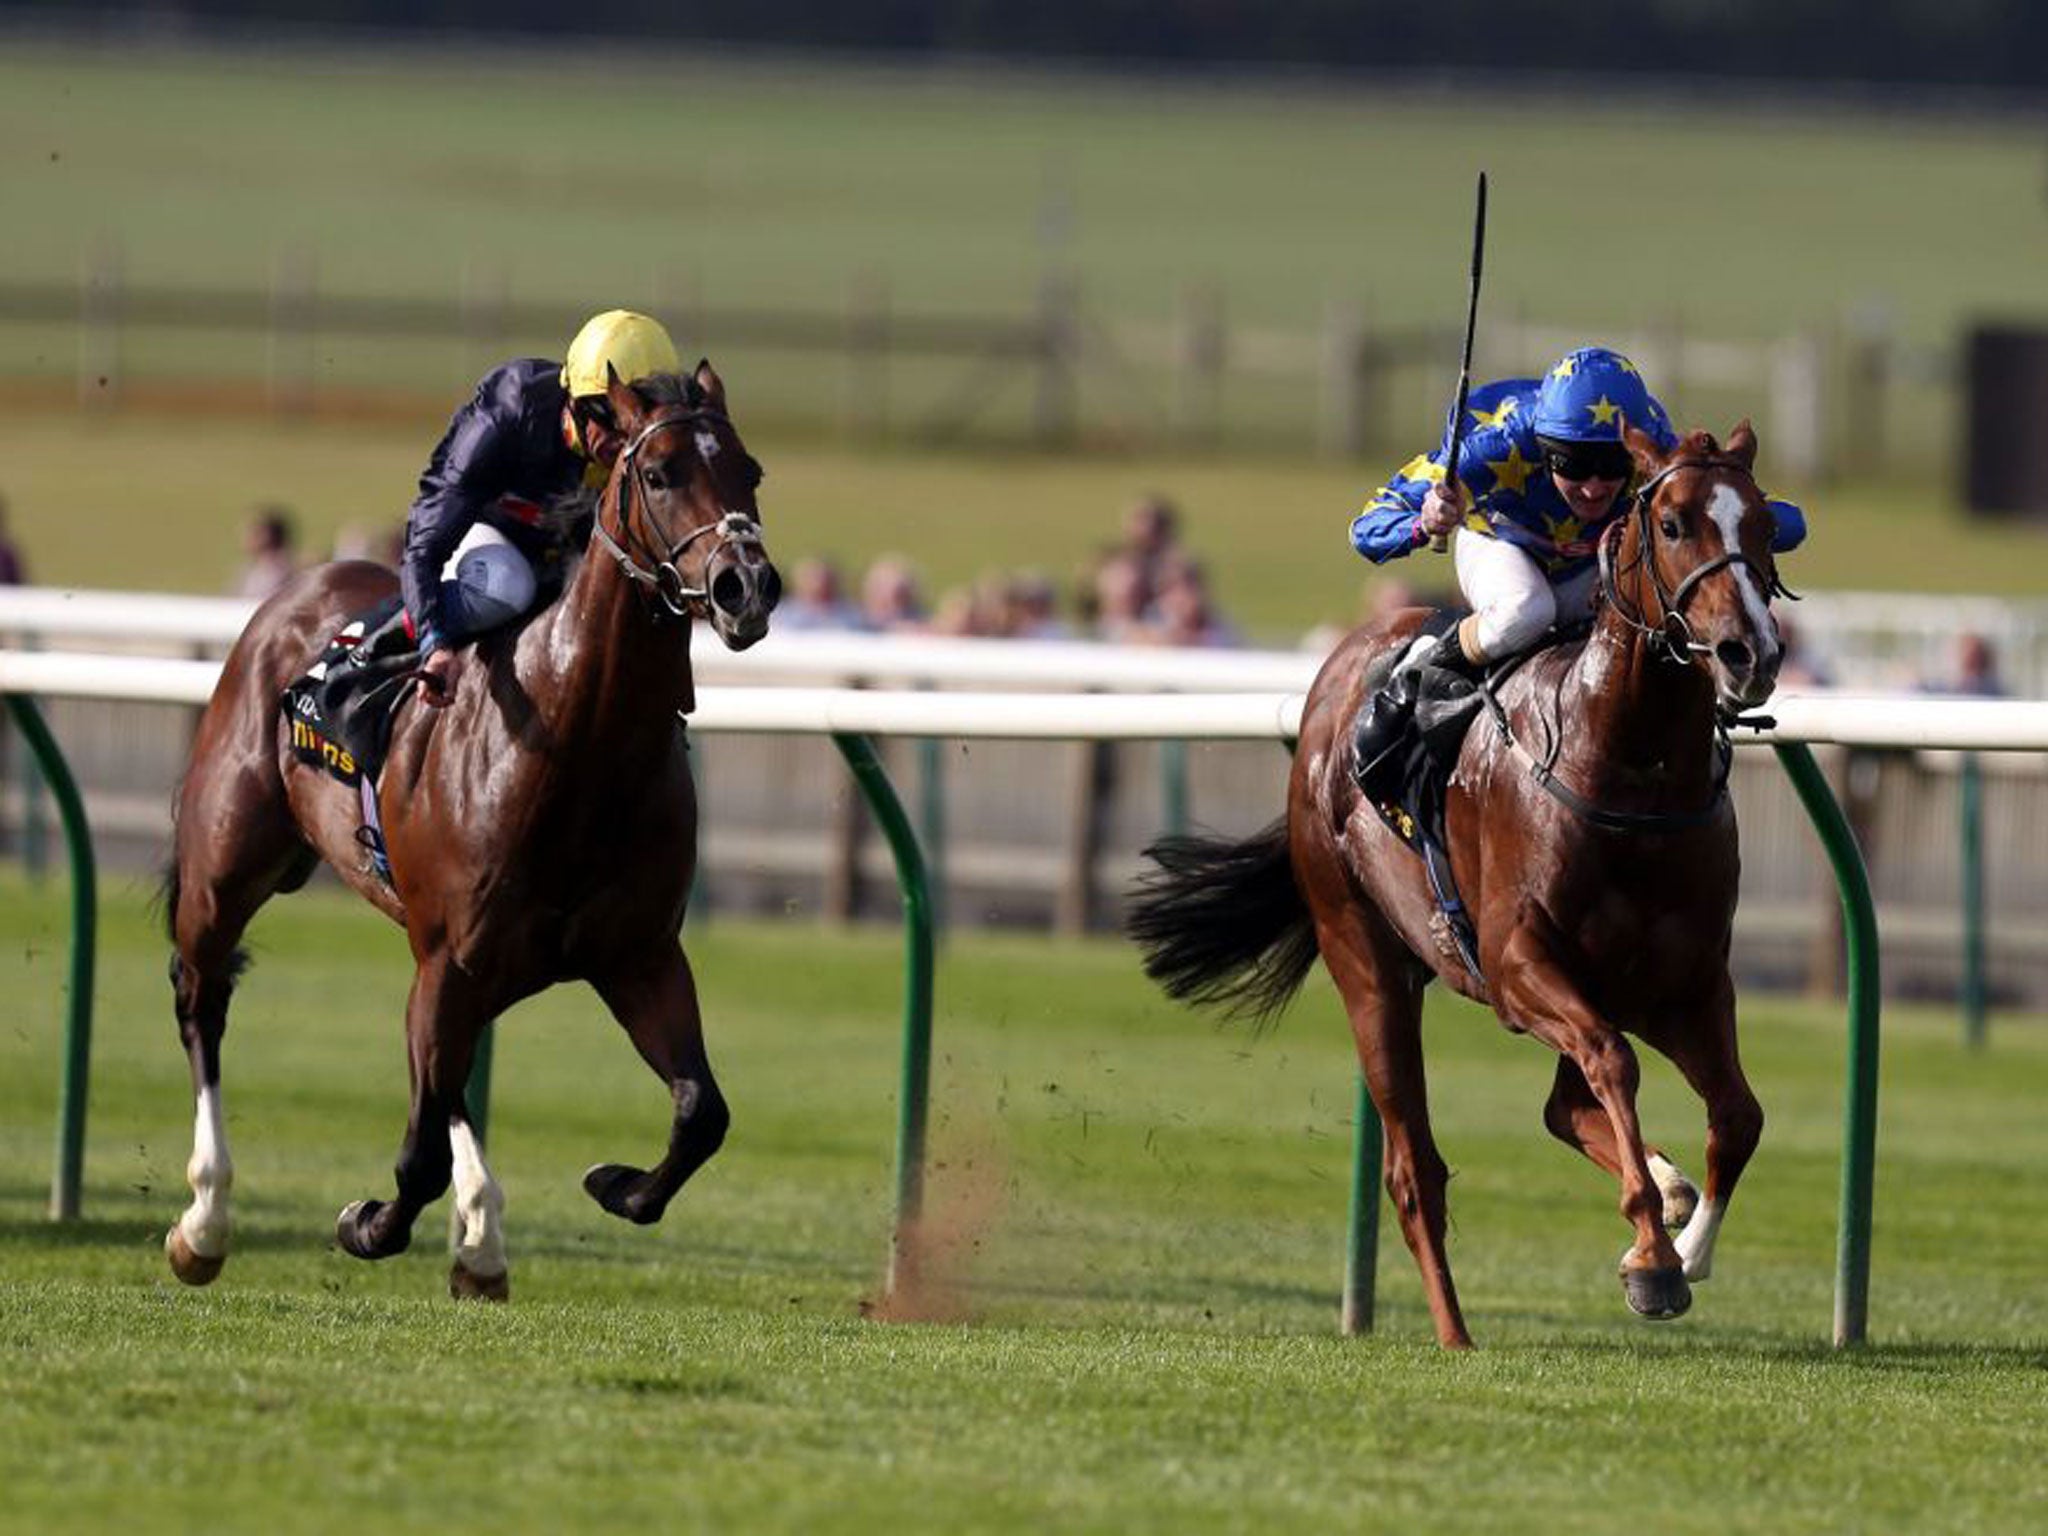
[1612,420,1786,713]
[595,361,781,650]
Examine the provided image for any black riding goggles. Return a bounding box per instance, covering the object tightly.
[1541,440,1632,483]
[571,396,618,433]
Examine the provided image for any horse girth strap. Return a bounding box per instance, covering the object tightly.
[1476,660,1734,835]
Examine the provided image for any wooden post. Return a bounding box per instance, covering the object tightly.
[78,242,122,412]
[1773,329,1828,484]
[1033,271,1079,446]
[267,245,318,417]
[845,272,891,442]
[1055,737,1112,935]
[1172,282,1224,448]
[1320,299,1368,458]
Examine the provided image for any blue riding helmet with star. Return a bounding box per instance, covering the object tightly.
[1530,345,1667,444]
[1349,345,1805,573]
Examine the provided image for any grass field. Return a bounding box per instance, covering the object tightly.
[3,872,2044,1533]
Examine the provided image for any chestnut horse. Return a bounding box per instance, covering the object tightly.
[1131,422,1786,1347]
[162,363,780,1298]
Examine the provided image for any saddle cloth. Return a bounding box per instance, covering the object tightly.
[280,595,418,792]
[1353,610,1491,979]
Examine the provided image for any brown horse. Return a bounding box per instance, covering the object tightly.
[162,363,780,1298]
[1131,422,1786,1347]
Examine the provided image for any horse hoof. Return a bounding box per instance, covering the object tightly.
[1621,1265,1693,1320]
[335,1198,411,1261]
[449,1262,510,1303]
[582,1163,659,1224]
[164,1225,225,1287]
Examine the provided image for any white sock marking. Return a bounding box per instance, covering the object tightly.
[450,1120,507,1279]
[177,1083,234,1258]
[1675,1196,1725,1281]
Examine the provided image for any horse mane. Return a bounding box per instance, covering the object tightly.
[631,371,707,412]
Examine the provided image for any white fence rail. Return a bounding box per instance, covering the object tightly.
[4,645,2048,752]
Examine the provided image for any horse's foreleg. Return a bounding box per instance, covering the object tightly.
[1542,1058,1700,1229]
[1650,986,1764,1283]
[336,956,480,1263]
[1497,924,1688,1320]
[447,1116,509,1301]
[583,944,729,1226]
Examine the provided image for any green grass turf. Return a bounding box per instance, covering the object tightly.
[1,872,2044,1532]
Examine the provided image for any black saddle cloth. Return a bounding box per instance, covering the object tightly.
[280,596,419,788]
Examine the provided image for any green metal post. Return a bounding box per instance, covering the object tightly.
[1959,753,1986,1049]
[832,733,936,1297]
[1342,1072,1383,1335]
[1774,742,1882,1348]
[4,696,97,1221]
[1160,738,1189,838]
[916,735,948,935]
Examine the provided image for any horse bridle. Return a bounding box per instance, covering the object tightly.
[590,407,768,621]
[1597,457,1797,668]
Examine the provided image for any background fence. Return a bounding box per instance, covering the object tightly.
[0,263,1919,477]
[4,591,2045,1009]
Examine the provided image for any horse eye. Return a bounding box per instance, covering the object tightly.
[644,467,670,492]
[1660,516,1682,541]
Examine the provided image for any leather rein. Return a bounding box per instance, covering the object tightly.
[589,407,768,621]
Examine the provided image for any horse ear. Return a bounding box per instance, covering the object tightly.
[1725,418,1759,471]
[603,362,646,426]
[1621,417,1664,478]
[693,358,726,409]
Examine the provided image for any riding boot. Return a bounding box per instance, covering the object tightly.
[1351,625,1486,799]
[351,605,421,671]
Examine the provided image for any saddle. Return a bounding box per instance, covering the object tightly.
[280,596,420,882]
[1350,611,1567,982]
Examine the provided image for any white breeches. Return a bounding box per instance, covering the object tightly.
[1453,532,1600,661]
[440,523,538,639]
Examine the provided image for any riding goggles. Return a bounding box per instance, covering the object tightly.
[1541,440,1632,483]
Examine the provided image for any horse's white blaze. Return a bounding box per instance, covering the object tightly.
[1706,483,1779,667]
[177,1083,233,1258]
[1674,1195,1725,1282]
[449,1120,507,1280]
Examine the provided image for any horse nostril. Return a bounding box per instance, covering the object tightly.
[710,566,747,615]
[759,563,783,613]
[1715,639,1754,675]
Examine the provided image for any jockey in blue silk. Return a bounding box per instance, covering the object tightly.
[402,309,681,708]
[1349,345,1808,680]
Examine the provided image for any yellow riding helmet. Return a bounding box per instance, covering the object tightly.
[560,310,680,399]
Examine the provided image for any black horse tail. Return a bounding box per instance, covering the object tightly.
[1126,818,1319,1023]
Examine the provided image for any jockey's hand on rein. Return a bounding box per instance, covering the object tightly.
[416,648,460,708]
[1419,485,1465,538]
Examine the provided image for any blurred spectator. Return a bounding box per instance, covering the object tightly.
[0,491,27,585]
[1919,630,2007,698]
[779,556,868,631]
[1091,553,1157,644]
[1004,570,1073,640]
[1123,493,1182,586]
[861,555,929,633]
[235,505,299,599]
[1774,613,1835,690]
[1154,561,1241,648]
